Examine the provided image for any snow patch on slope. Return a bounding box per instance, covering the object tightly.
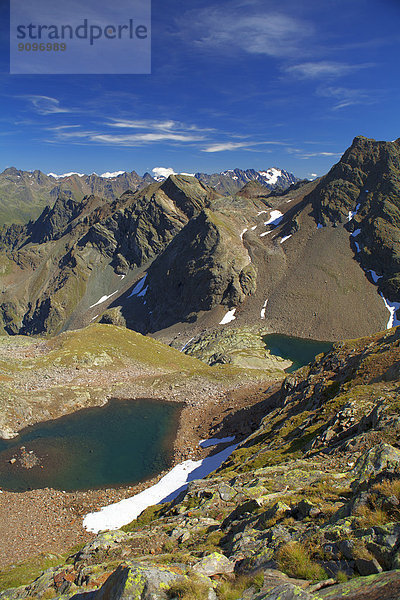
[264,210,283,227]
[260,299,268,319]
[219,309,236,325]
[83,442,239,532]
[90,291,119,308]
[381,294,400,329]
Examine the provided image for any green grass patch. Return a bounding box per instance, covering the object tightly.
[122,504,165,532]
[0,544,84,592]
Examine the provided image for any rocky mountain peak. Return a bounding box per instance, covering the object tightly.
[159,174,213,218]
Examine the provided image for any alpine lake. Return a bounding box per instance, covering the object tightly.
[263,333,333,373]
[0,398,181,492]
[0,335,332,492]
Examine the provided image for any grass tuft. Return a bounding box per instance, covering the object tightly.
[276,541,327,581]
[166,576,210,599]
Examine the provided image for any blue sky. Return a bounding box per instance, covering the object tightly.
[0,0,399,179]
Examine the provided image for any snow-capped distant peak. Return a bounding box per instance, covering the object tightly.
[48,172,85,179]
[100,171,126,178]
[258,168,282,185]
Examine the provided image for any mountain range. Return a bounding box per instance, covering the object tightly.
[0,166,300,226]
[0,136,396,345]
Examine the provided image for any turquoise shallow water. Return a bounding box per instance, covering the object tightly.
[263,334,333,372]
[0,398,181,492]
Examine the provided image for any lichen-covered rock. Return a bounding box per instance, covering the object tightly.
[253,583,314,600]
[351,443,400,492]
[94,562,184,600]
[75,531,129,563]
[192,552,235,576]
[317,570,400,600]
[100,306,127,327]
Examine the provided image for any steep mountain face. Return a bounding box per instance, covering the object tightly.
[195,167,299,195]
[2,328,400,599]
[0,176,216,336]
[0,168,60,226]
[0,168,151,226]
[114,173,387,342]
[236,180,272,200]
[309,136,400,301]
[121,209,257,333]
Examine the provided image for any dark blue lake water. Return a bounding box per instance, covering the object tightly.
[263,334,333,372]
[0,398,181,492]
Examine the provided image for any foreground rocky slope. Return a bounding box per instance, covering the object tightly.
[2,327,400,599]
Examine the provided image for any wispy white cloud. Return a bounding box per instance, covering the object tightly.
[47,125,82,131]
[20,95,72,115]
[51,127,203,146]
[285,61,373,79]
[45,117,216,147]
[109,119,177,130]
[300,151,342,159]
[317,86,374,110]
[91,132,204,145]
[202,139,285,153]
[202,142,256,153]
[186,7,313,58]
[287,147,342,159]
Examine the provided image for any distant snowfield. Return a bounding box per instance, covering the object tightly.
[219,308,236,325]
[83,439,239,533]
[47,170,127,179]
[258,168,282,185]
